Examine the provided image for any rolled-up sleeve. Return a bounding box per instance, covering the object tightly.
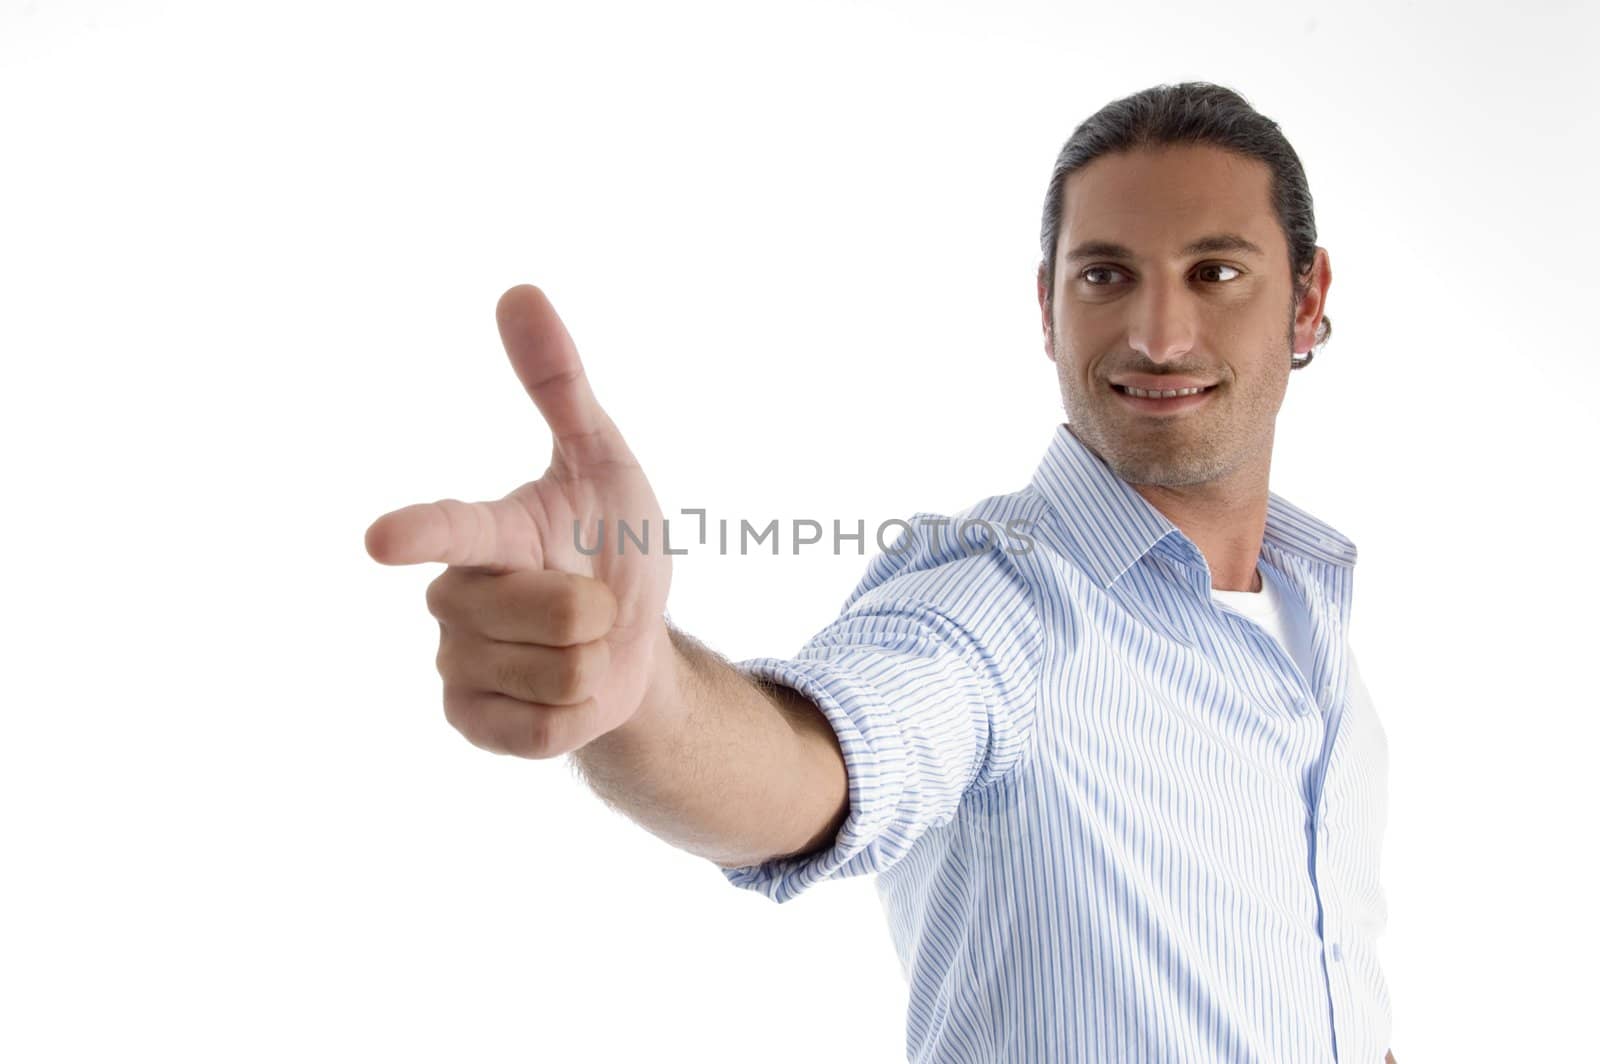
[719,511,1045,903]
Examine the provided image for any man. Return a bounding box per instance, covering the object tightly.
[365,82,1396,1062]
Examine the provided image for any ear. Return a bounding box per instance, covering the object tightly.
[1292,247,1332,354]
[1037,262,1057,363]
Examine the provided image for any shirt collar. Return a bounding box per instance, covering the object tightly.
[1028,422,1357,590]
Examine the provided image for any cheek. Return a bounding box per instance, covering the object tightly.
[1051,345,1098,385]
[1061,309,1119,347]
[1052,322,1110,375]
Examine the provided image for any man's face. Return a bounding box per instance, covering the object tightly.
[1037,144,1328,488]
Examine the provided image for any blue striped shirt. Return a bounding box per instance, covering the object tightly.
[721,422,1391,1062]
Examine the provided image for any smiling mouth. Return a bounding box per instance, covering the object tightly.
[1108,380,1220,415]
[1111,383,1218,399]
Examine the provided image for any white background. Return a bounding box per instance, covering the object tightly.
[3,1,1596,1060]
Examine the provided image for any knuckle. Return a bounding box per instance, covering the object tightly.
[545,581,590,640]
[554,653,587,703]
[516,713,552,759]
[492,656,537,701]
[549,645,604,703]
[440,685,477,736]
[444,691,515,757]
[564,643,605,700]
[539,650,581,704]
[541,592,575,640]
[424,573,455,621]
[486,647,593,704]
[434,631,481,686]
[517,711,567,761]
[438,674,587,761]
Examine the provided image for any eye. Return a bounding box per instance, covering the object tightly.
[1195,263,1243,283]
[1080,266,1127,286]
[1079,263,1244,287]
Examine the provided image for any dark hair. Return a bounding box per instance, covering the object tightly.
[1039,82,1330,369]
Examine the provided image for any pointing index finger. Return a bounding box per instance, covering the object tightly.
[364,497,537,570]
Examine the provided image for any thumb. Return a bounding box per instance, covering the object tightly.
[496,284,637,472]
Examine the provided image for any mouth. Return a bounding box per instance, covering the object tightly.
[1108,380,1220,415]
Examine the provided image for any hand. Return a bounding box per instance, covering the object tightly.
[364,285,674,758]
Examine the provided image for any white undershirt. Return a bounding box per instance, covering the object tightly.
[1210,563,1376,742]
[1210,564,1318,687]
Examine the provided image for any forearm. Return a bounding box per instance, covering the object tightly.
[569,622,848,869]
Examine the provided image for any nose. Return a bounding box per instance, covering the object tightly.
[1125,277,1198,364]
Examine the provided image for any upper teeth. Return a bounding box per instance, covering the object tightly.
[1121,385,1208,398]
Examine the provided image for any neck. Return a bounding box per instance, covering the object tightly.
[1128,461,1270,593]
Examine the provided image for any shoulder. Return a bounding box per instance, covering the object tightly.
[841,487,1054,630]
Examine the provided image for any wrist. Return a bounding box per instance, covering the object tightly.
[599,619,686,751]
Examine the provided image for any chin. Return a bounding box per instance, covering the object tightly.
[1108,453,1226,488]
[1073,421,1230,487]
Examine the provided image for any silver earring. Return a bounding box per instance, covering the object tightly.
[1290,348,1315,370]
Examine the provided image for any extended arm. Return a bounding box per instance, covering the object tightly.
[570,623,849,870]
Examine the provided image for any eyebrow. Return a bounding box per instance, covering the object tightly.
[1062,233,1266,264]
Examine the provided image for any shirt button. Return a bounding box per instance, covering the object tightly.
[1330,942,1344,962]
